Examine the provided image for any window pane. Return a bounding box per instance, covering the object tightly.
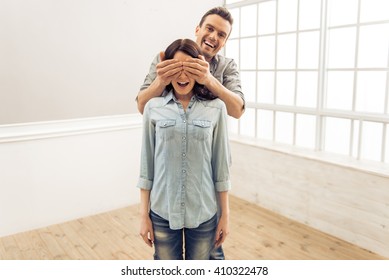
[296,114,316,149]
[225,39,239,66]
[275,112,293,145]
[277,34,296,69]
[276,71,295,106]
[361,121,383,162]
[257,110,274,140]
[360,0,389,22]
[241,71,256,103]
[296,71,318,108]
[240,108,256,137]
[257,72,275,104]
[278,0,298,33]
[275,112,294,144]
[241,4,257,37]
[324,117,351,156]
[229,8,240,39]
[328,0,358,27]
[328,27,356,68]
[258,1,276,35]
[258,36,275,69]
[358,24,389,68]
[240,38,256,69]
[355,71,386,114]
[298,31,320,69]
[326,71,354,111]
[299,0,321,30]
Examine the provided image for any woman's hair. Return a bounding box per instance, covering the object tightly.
[164,39,215,100]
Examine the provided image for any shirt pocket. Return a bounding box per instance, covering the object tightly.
[156,119,176,141]
[192,119,212,141]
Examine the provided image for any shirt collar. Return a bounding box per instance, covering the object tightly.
[162,90,175,106]
[162,89,198,106]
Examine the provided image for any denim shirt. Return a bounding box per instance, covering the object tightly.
[137,90,231,230]
[139,53,245,109]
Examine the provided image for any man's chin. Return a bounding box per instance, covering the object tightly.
[201,49,214,60]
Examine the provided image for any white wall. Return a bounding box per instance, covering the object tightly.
[0,114,142,237]
[229,140,389,258]
[0,0,222,124]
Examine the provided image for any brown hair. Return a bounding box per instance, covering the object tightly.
[198,7,233,27]
[165,39,215,100]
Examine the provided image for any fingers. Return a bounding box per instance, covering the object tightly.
[140,231,154,247]
[156,59,183,85]
[215,228,228,248]
[182,58,208,77]
[159,51,165,61]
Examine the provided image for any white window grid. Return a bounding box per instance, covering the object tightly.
[224,0,389,163]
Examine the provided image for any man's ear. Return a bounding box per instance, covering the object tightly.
[195,25,200,36]
[159,51,165,61]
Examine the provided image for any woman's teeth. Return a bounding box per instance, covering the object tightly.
[178,82,189,87]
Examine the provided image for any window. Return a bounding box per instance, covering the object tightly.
[225,0,389,164]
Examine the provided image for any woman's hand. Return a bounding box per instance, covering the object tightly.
[215,214,229,248]
[139,215,154,247]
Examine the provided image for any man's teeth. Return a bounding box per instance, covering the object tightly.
[204,41,215,48]
[178,82,189,86]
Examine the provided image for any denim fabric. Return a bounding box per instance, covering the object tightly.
[150,210,217,260]
[137,90,231,230]
[210,243,225,260]
[139,53,245,108]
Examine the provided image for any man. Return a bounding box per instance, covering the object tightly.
[137,6,245,119]
[136,7,244,260]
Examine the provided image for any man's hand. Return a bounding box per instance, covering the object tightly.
[156,51,183,86]
[183,55,215,88]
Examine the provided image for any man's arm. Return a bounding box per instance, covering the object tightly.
[206,74,244,119]
[137,52,183,114]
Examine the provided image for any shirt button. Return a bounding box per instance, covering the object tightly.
[182,136,186,140]
[182,185,185,189]
[181,203,185,206]
[183,120,186,123]
[182,153,186,157]
[182,170,186,173]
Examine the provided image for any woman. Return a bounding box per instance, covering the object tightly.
[137,39,231,260]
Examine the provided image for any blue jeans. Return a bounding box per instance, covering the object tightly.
[210,244,225,260]
[150,210,217,260]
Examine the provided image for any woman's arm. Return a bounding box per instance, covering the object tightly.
[139,189,154,247]
[215,191,230,247]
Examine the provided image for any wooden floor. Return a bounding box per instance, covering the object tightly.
[0,196,385,260]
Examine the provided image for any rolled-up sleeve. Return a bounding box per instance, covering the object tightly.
[211,104,232,192]
[137,103,155,190]
[223,59,245,110]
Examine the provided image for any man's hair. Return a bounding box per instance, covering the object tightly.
[198,6,233,27]
[164,39,215,100]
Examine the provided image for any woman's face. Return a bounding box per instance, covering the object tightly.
[171,51,195,98]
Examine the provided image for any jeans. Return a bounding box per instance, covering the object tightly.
[210,244,225,260]
[150,210,217,260]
